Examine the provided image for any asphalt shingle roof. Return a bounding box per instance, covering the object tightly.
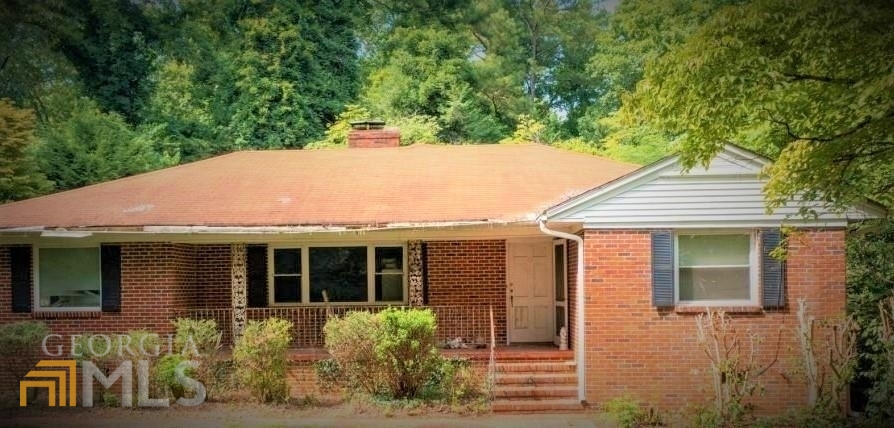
[0,144,639,229]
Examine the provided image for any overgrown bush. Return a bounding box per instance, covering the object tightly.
[847,219,894,420]
[170,318,225,400]
[233,317,292,403]
[323,308,442,400]
[322,310,382,395]
[695,310,780,427]
[422,357,484,404]
[376,307,440,398]
[154,354,197,400]
[0,321,49,403]
[604,395,665,428]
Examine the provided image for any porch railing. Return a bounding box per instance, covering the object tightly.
[180,305,492,348]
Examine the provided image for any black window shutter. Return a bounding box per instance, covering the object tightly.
[246,245,267,307]
[101,245,122,312]
[421,243,429,305]
[651,230,675,307]
[10,246,32,313]
[761,229,786,308]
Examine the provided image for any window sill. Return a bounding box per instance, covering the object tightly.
[33,310,102,319]
[673,305,763,315]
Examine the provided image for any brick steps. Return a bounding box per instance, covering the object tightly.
[491,398,583,413]
[492,360,583,413]
[496,373,578,386]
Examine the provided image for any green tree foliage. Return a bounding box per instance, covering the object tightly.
[0,99,52,202]
[59,0,159,123]
[228,0,360,149]
[619,0,894,213]
[847,221,894,419]
[36,97,173,190]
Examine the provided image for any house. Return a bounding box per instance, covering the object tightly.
[0,124,884,412]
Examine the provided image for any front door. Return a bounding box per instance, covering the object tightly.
[508,241,553,342]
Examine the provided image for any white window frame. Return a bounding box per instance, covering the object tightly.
[674,230,759,307]
[34,245,102,312]
[267,243,408,306]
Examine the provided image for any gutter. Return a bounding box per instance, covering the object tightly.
[537,216,586,404]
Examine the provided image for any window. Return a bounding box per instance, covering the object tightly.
[272,248,301,303]
[375,247,404,302]
[676,233,757,304]
[37,247,101,309]
[310,247,367,302]
[268,244,406,305]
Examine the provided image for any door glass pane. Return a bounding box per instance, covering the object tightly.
[309,247,367,302]
[39,248,101,308]
[554,244,565,302]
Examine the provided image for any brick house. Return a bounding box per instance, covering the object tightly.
[0,126,884,412]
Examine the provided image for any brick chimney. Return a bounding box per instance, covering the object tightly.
[348,120,401,148]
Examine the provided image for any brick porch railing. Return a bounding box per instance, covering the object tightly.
[180,305,493,348]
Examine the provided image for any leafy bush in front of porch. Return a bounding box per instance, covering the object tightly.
[322,308,441,399]
[233,317,293,403]
[0,321,49,404]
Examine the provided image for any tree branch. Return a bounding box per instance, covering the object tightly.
[768,110,894,143]
[783,72,857,85]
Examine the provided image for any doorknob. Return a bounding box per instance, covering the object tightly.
[509,283,514,306]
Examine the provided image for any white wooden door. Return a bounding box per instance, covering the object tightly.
[508,241,553,342]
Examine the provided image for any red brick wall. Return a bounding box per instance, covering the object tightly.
[426,240,507,344]
[581,229,846,415]
[0,244,199,338]
[193,245,231,309]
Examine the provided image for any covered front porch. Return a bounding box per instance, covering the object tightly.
[188,234,577,354]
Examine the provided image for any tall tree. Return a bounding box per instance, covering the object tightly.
[618,0,894,212]
[0,99,52,202]
[227,0,360,149]
[59,0,159,123]
[36,97,172,191]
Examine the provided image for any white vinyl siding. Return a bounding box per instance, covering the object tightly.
[551,148,880,227]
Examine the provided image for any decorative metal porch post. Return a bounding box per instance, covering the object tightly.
[231,243,247,340]
[408,241,423,307]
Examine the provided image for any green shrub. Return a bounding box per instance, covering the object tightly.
[171,318,224,399]
[0,321,49,356]
[154,354,198,400]
[313,358,343,392]
[171,318,221,357]
[233,317,292,403]
[375,308,440,398]
[323,310,383,395]
[604,395,665,428]
[0,321,49,401]
[424,357,484,403]
[323,308,442,400]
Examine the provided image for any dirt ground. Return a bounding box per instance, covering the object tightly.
[2,401,614,428]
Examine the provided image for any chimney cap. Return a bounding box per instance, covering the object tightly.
[349,119,386,130]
